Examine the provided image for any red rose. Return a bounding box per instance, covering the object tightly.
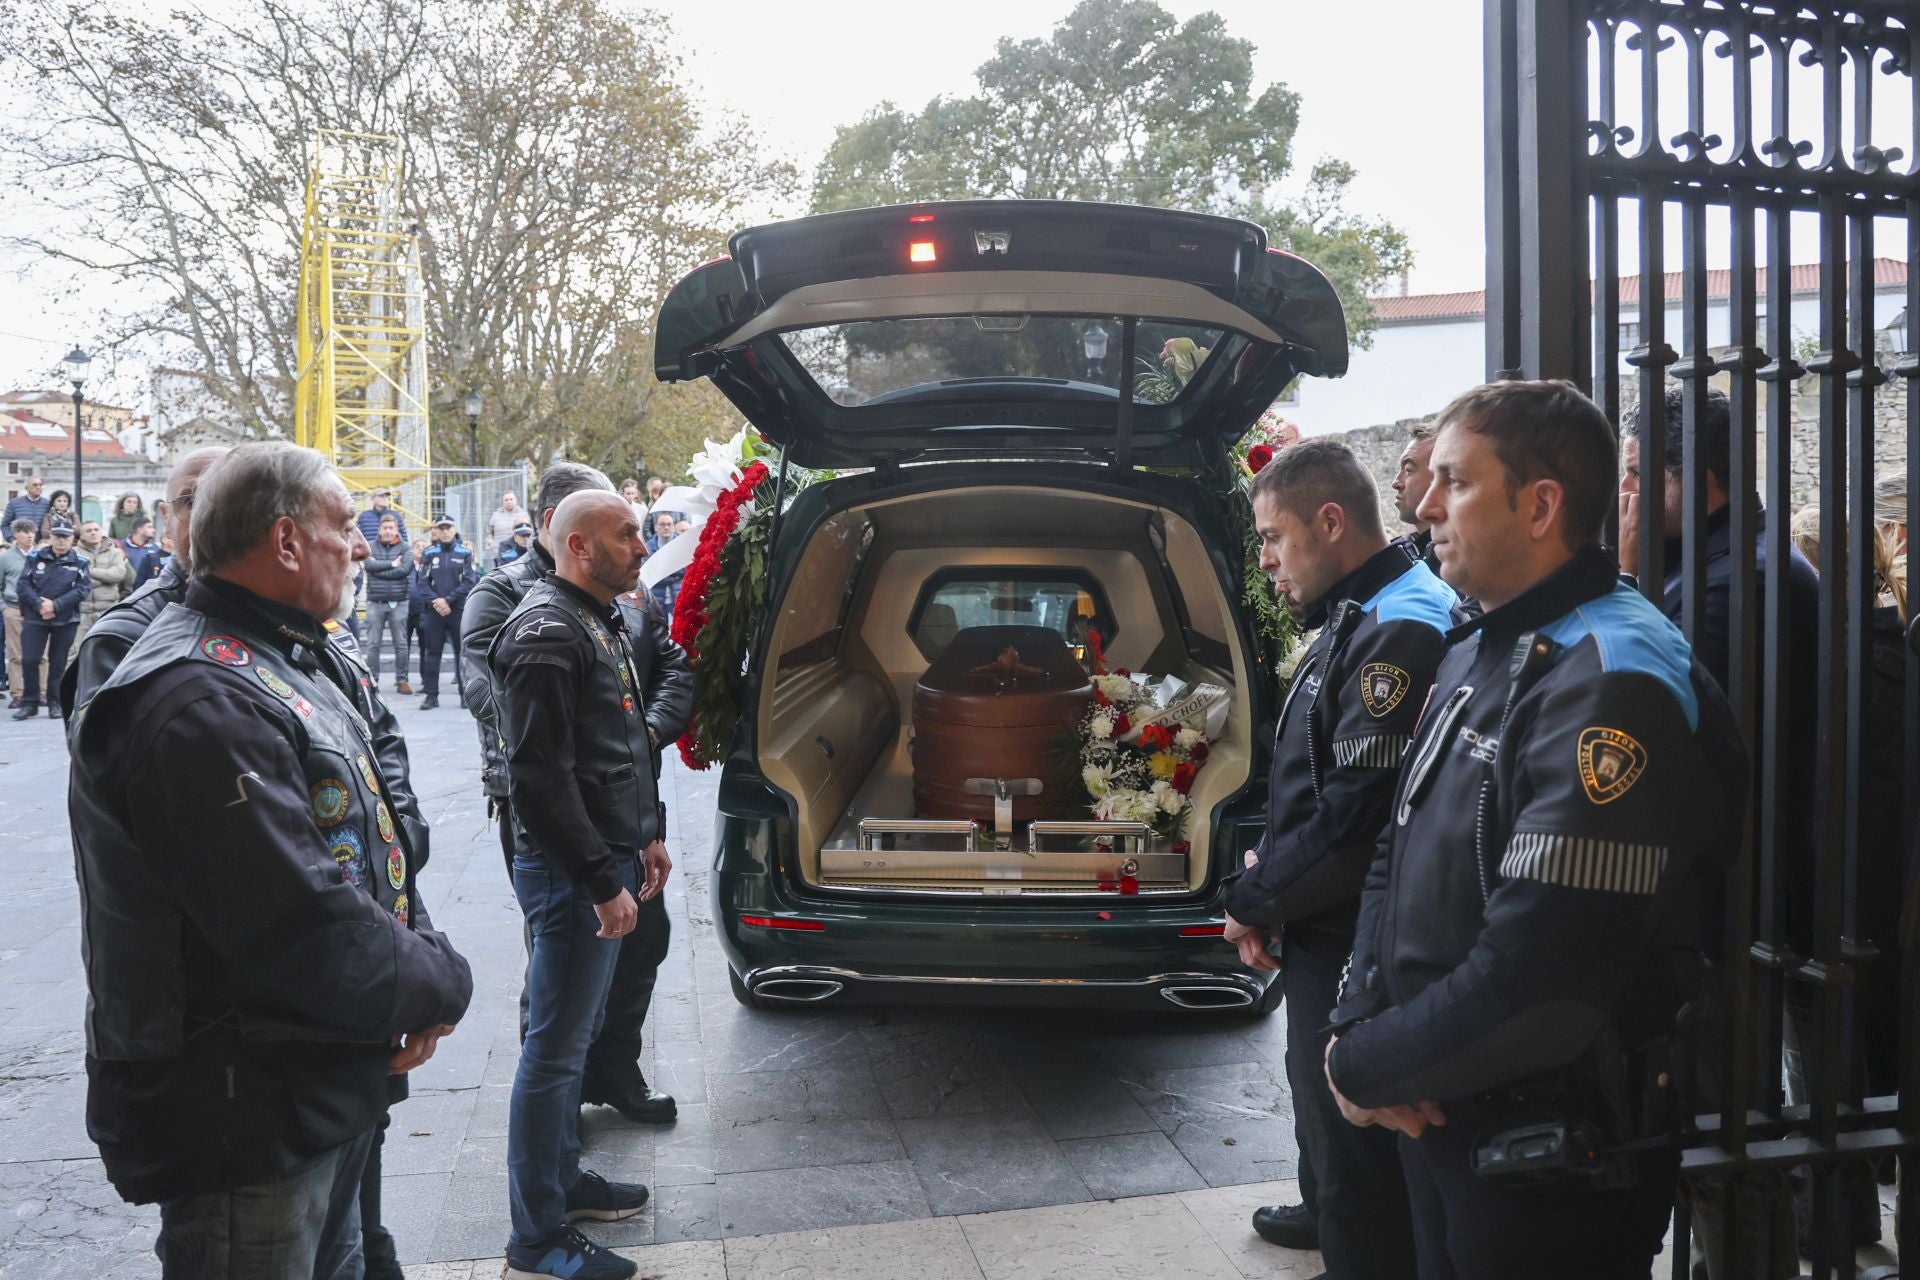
[1172,762,1198,794]
[1116,667,1130,678]
[1191,742,1210,762]
[1112,713,1131,736]
[1247,443,1275,473]
[1093,689,1110,708]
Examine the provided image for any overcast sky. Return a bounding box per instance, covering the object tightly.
[0,0,1489,401]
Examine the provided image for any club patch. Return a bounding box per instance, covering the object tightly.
[255,667,296,700]
[1578,726,1648,804]
[310,778,351,827]
[330,829,366,887]
[1359,663,1411,718]
[200,635,252,667]
[386,845,407,890]
[375,800,395,844]
[622,694,636,715]
[355,754,382,797]
[392,893,409,925]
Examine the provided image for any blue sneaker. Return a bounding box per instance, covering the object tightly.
[504,1225,638,1280]
[564,1169,651,1222]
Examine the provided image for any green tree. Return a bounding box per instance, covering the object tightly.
[811,0,1408,347]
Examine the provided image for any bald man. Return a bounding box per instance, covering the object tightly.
[64,446,229,715]
[488,491,679,1280]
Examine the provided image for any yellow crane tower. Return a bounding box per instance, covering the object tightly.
[294,129,432,522]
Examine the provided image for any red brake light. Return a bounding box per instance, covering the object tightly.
[1180,924,1228,937]
[908,213,936,223]
[740,915,826,932]
[909,240,937,264]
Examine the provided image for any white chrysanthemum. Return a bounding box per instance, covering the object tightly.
[1090,713,1114,740]
[1092,674,1136,703]
[1276,630,1319,682]
[1174,726,1203,752]
[1152,781,1185,814]
[1081,764,1111,798]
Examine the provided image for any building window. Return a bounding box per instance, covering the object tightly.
[1617,321,1642,351]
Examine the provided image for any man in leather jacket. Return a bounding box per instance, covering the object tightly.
[1325,381,1746,1280]
[67,442,472,1280]
[461,462,691,1127]
[1220,439,1455,1274]
[489,490,679,1280]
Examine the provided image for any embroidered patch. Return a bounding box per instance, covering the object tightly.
[290,696,315,719]
[1359,663,1411,718]
[375,800,395,843]
[392,893,409,925]
[1577,726,1648,804]
[310,778,351,827]
[622,694,636,715]
[330,829,366,887]
[355,754,381,797]
[255,667,296,699]
[386,845,407,890]
[200,635,252,667]
[514,616,565,641]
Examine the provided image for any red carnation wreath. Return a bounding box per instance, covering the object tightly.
[669,460,769,767]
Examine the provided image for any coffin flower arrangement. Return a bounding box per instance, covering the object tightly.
[1073,628,1227,844]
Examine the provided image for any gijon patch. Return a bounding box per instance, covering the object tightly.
[1577,726,1647,804]
[1359,663,1411,718]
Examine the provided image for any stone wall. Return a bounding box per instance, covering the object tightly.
[1324,417,1430,532]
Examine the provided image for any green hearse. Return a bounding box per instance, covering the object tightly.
[654,200,1348,1013]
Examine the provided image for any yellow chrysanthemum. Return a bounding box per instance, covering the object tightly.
[1149,751,1178,780]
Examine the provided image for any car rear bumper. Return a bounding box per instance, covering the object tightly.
[739,962,1267,1012]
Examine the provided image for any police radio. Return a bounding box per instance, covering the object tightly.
[1469,1116,1609,1185]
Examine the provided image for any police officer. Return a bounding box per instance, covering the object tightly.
[1389,420,1440,574]
[12,519,89,719]
[490,490,677,1280]
[462,463,691,1128]
[1223,439,1454,1274]
[1325,380,1746,1280]
[416,515,477,709]
[67,442,472,1279]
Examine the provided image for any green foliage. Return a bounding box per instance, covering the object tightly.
[1230,483,1299,691]
[683,473,776,768]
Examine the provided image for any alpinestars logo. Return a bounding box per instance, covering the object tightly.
[514,616,565,641]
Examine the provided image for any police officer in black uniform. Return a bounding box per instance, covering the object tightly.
[1390,420,1441,574]
[67,442,472,1279]
[461,462,691,1127]
[416,516,477,708]
[13,519,89,719]
[1223,439,1455,1275]
[1325,381,1746,1280]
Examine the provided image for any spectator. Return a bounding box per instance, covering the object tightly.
[12,520,87,719]
[2,474,50,534]
[406,537,428,660]
[488,492,523,553]
[39,489,75,543]
[620,478,648,528]
[72,519,134,655]
[357,487,405,545]
[414,518,477,710]
[123,516,161,588]
[154,533,176,573]
[1390,420,1439,572]
[497,522,535,565]
[66,441,471,1279]
[644,513,684,624]
[108,492,147,540]
[1,518,38,707]
[153,497,171,539]
[645,476,665,506]
[364,514,413,694]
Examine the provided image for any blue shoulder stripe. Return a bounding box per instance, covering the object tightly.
[1362,561,1458,635]
[1538,581,1699,731]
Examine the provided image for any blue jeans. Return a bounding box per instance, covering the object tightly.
[155,1129,374,1280]
[507,849,637,1246]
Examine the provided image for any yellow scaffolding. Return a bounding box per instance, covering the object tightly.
[294,129,432,524]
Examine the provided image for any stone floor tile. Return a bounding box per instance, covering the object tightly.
[651,1182,723,1244]
[897,1111,1091,1217]
[1057,1130,1208,1199]
[401,1262,479,1279]
[959,1193,1241,1280]
[1006,1051,1161,1141]
[653,1102,717,1186]
[387,1172,455,1264]
[722,1216,982,1280]
[386,1089,484,1177]
[712,1159,931,1239]
[859,1020,1028,1121]
[1177,1180,1326,1279]
[609,1238,726,1279]
[1125,1059,1302,1187]
[707,1063,903,1175]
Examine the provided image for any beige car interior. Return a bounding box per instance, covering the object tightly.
[755,484,1254,896]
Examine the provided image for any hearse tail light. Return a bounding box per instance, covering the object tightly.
[908,213,936,223]
[740,915,826,932]
[1180,924,1227,938]
[909,240,938,264]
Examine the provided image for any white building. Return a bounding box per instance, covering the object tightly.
[1292,259,1910,435]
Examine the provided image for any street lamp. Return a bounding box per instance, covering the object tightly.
[1082,323,1110,382]
[464,389,483,469]
[63,347,90,525]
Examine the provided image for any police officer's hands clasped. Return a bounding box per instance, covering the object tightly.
[1224,851,1280,971]
[1323,1037,1446,1138]
[594,887,638,939]
[639,839,672,903]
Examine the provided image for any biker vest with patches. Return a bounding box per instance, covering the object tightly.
[75,601,417,1059]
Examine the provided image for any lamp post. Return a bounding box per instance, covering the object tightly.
[63,347,90,525]
[464,390,483,469]
[1082,322,1110,383]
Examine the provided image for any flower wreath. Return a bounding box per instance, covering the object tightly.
[1071,628,1212,846]
[670,459,770,768]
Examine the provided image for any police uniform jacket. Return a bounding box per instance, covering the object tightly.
[1222,544,1456,933]
[18,545,90,625]
[67,577,472,1203]
[1327,547,1745,1112]
[488,574,693,903]
[415,537,477,609]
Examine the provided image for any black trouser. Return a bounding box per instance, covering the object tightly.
[20,620,76,708]
[417,605,462,697]
[497,798,669,1085]
[1399,1114,1678,1280]
[1282,924,1416,1278]
[359,1110,401,1278]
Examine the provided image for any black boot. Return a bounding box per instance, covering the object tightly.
[1251,1202,1320,1250]
[580,1068,677,1124]
[11,701,37,721]
[420,693,439,710]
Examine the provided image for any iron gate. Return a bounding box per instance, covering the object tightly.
[1487,2,1918,1275]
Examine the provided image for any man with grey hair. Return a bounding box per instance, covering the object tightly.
[2,517,39,706]
[68,441,472,1280]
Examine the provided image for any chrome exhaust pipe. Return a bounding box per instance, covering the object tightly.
[1159,984,1256,1010]
[753,977,845,1004]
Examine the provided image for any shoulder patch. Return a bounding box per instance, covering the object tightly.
[200,635,253,667]
[1577,726,1648,803]
[1359,662,1411,717]
[1362,561,1458,635]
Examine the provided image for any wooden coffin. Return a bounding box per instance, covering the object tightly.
[911,625,1093,823]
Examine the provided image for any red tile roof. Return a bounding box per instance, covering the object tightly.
[1370,258,1910,326]
[0,410,129,458]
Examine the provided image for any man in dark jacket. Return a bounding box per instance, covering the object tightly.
[1223,440,1455,1273]
[1390,421,1440,573]
[489,490,680,1280]
[415,518,477,709]
[123,515,162,588]
[356,487,405,545]
[462,463,692,1127]
[363,513,413,694]
[1327,381,1746,1280]
[67,441,472,1280]
[13,521,89,719]
[497,522,535,565]
[2,473,50,534]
